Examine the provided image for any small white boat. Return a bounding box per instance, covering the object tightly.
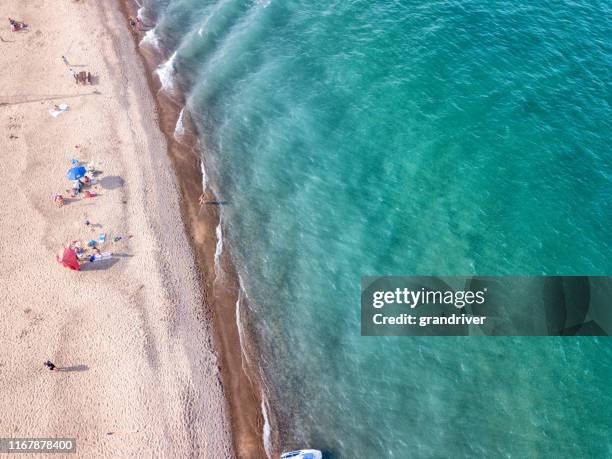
[280,449,323,459]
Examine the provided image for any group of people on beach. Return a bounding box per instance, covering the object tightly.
[7,8,135,378]
[54,161,98,207]
[8,2,152,380]
[54,159,114,274]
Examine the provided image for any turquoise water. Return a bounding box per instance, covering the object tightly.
[142,0,612,456]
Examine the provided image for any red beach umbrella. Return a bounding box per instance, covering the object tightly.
[57,247,80,271]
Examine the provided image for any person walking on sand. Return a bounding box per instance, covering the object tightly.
[44,360,56,371]
[62,55,69,66]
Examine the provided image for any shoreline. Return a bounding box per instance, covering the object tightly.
[119,1,269,457]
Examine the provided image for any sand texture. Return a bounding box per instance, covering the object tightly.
[0,0,234,457]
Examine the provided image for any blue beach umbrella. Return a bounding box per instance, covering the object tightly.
[66,166,87,181]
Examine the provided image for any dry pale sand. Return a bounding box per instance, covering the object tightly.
[0,0,235,457]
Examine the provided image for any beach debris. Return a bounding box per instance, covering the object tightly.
[49,103,69,118]
[43,360,56,371]
[66,166,86,181]
[56,247,81,271]
[53,194,64,208]
[99,233,106,244]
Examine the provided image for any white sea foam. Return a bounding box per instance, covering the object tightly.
[214,222,223,277]
[261,395,272,459]
[140,27,160,50]
[136,7,149,28]
[155,51,177,91]
[133,4,157,50]
[174,108,186,139]
[235,292,251,370]
[236,271,271,458]
[200,160,208,191]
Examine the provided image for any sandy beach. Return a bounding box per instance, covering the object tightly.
[0,0,234,456]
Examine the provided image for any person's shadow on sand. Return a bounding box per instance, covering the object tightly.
[58,364,89,372]
[80,258,119,271]
[99,176,124,190]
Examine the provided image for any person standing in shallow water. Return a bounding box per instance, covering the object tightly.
[44,360,56,371]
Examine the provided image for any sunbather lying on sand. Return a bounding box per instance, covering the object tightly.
[8,18,28,32]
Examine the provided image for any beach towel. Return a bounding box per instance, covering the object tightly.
[92,252,112,262]
[49,103,69,118]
